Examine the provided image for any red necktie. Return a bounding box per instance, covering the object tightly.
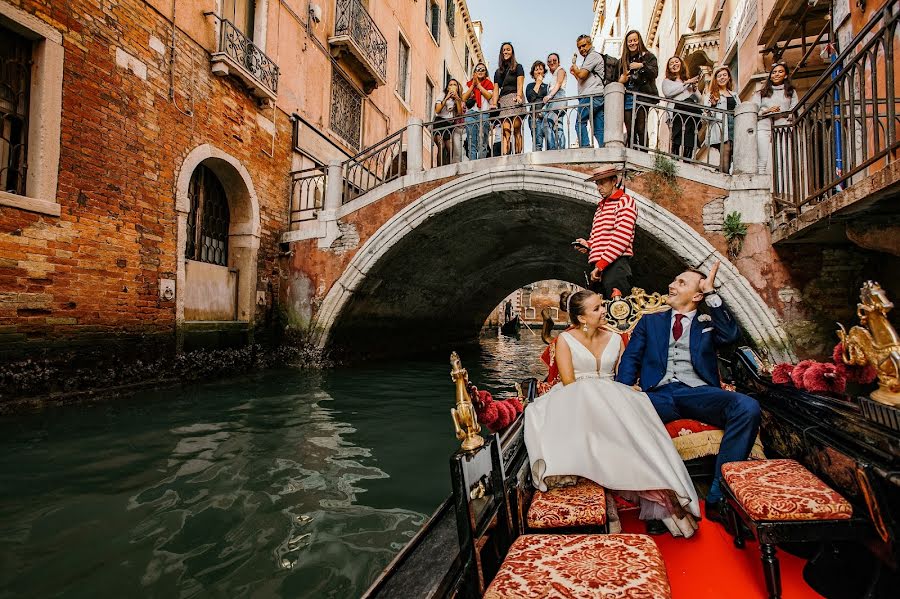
[673,314,685,341]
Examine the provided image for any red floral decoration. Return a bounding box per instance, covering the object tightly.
[468,383,523,432]
[771,362,795,384]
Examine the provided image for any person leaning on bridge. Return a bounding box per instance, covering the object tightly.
[614,261,762,528]
[574,166,636,298]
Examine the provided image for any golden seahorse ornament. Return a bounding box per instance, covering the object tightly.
[450,352,485,451]
[837,281,900,406]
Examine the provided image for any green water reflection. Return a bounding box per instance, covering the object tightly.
[0,333,546,598]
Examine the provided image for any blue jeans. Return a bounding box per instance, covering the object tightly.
[543,111,566,150]
[646,382,761,503]
[529,114,545,151]
[465,111,489,160]
[576,96,605,147]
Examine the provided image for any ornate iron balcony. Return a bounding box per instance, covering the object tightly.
[209,17,280,101]
[328,0,388,94]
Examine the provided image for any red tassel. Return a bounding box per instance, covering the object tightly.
[772,362,795,385]
[791,360,817,389]
[803,362,847,394]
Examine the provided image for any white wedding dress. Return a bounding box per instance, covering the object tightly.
[524,332,700,536]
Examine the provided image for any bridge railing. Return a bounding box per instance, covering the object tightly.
[289,166,327,224]
[421,90,738,173]
[772,0,900,212]
[290,85,752,221]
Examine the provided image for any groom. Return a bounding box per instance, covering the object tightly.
[615,261,761,529]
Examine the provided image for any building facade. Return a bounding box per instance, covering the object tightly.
[0,0,483,363]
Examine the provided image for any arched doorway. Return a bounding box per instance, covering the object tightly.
[313,165,795,363]
[175,145,260,336]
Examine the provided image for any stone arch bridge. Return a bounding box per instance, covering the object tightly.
[282,139,798,363]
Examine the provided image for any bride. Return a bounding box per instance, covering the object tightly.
[524,289,700,538]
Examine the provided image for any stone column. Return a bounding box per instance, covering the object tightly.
[733,102,759,175]
[323,160,343,212]
[406,117,424,173]
[603,82,626,148]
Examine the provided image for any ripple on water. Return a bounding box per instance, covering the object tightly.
[0,333,546,598]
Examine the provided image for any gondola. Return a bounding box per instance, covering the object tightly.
[499,315,521,336]
[362,285,899,599]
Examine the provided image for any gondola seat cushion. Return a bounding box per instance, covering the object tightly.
[527,478,606,529]
[484,533,671,598]
[665,419,767,462]
[722,459,853,521]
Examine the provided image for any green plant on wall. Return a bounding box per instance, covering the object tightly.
[723,210,748,258]
[646,153,681,197]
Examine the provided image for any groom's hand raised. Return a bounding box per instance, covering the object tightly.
[699,260,720,294]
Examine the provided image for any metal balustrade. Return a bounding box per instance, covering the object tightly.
[331,0,388,88]
[289,167,327,224]
[209,16,280,100]
[771,0,899,211]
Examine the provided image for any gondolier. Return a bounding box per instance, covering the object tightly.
[574,165,637,297]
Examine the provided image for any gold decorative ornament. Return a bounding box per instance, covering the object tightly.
[450,352,485,451]
[837,281,900,406]
[602,287,670,334]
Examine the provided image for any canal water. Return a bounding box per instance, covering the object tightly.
[0,333,547,599]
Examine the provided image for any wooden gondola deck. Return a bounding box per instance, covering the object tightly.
[618,502,823,598]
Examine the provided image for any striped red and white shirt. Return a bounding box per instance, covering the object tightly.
[587,188,637,270]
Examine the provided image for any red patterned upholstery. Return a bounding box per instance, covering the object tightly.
[722,459,853,521]
[527,478,606,529]
[484,533,671,599]
[665,418,766,462]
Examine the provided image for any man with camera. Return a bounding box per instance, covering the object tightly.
[570,34,611,148]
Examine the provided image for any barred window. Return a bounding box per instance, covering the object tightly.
[330,68,363,148]
[428,1,440,43]
[0,27,32,196]
[186,165,230,266]
[445,0,456,37]
[425,78,434,120]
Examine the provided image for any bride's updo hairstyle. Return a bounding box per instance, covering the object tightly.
[566,290,600,326]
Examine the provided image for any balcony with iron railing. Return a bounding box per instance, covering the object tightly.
[770,0,900,242]
[208,15,280,102]
[328,0,388,94]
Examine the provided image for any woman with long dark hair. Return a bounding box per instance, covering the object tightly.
[661,56,701,159]
[618,30,658,149]
[705,66,737,173]
[462,62,494,160]
[491,42,525,155]
[433,78,464,165]
[752,62,797,175]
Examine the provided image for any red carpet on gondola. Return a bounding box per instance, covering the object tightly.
[618,501,824,598]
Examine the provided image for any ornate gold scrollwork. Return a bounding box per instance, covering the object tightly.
[837,281,900,406]
[602,287,670,334]
[450,352,485,451]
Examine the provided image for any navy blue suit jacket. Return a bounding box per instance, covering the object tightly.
[615,302,740,391]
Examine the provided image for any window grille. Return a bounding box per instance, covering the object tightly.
[0,27,32,197]
[186,164,230,266]
[445,0,456,37]
[330,68,363,148]
[428,2,441,42]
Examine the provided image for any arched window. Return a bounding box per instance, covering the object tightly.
[186,164,229,266]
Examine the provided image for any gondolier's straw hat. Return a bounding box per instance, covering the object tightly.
[585,166,622,183]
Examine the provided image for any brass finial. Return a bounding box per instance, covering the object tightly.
[450,351,485,451]
[837,281,900,406]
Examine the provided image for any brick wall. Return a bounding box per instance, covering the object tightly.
[0,0,292,359]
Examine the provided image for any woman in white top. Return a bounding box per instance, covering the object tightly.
[752,62,798,175]
[524,290,700,538]
[542,52,568,150]
[705,66,737,173]
[661,56,701,159]
[433,79,464,166]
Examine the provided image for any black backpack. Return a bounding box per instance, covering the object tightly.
[601,55,620,86]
